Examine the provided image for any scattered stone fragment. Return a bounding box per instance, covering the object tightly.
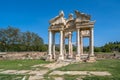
[54,77,64,80]
[89,71,111,76]
[29,76,44,80]
[49,71,111,76]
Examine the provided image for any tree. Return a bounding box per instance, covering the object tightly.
[0,26,46,52]
[94,47,101,52]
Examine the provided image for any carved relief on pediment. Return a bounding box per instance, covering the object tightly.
[66,20,75,28]
[65,32,72,38]
[75,10,91,22]
[49,11,66,26]
[81,30,90,36]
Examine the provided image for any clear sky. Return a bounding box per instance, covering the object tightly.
[0,0,120,46]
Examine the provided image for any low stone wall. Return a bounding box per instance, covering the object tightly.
[95,53,120,59]
[0,52,120,60]
[0,52,47,60]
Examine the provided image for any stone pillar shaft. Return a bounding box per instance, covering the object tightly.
[77,29,80,55]
[60,31,63,55]
[68,32,73,58]
[63,31,66,58]
[52,32,56,59]
[58,30,64,60]
[76,28,82,61]
[48,31,52,55]
[89,28,94,56]
[47,30,53,61]
[80,31,83,55]
[87,28,96,62]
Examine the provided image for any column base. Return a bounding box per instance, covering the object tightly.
[53,54,56,59]
[46,54,53,61]
[58,54,64,61]
[68,54,73,59]
[87,55,96,62]
[76,54,82,62]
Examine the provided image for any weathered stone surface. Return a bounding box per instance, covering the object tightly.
[0,52,46,60]
[29,76,44,80]
[47,10,95,62]
[89,71,111,76]
[0,70,18,74]
[33,61,70,70]
[16,70,31,74]
[49,71,111,76]
[49,71,88,76]
[28,70,48,76]
[54,77,64,80]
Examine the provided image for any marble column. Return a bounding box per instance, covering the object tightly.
[58,30,64,60]
[63,31,66,59]
[52,32,56,59]
[76,29,81,61]
[88,28,95,62]
[68,32,73,58]
[80,31,83,55]
[47,30,52,61]
[89,28,94,56]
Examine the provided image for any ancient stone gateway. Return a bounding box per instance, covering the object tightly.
[47,10,96,62]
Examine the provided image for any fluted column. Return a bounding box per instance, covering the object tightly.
[58,30,64,60]
[88,28,95,62]
[68,32,73,58]
[77,29,80,55]
[63,32,66,59]
[76,29,81,61]
[89,28,94,56]
[80,31,83,55]
[47,30,52,61]
[52,32,56,59]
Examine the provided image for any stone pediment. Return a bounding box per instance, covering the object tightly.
[49,10,95,32]
[49,11,66,27]
[66,13,75,29]
[75,10,91,22]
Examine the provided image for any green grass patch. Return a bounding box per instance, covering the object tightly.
[57,59,120,78]
[63,75,79,80]
[0,74,26,80]
[83,76,120,80]
[0,59,50,70]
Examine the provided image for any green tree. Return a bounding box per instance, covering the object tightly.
[0,26,46,52]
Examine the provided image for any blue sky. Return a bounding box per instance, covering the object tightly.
[0,0,120,46]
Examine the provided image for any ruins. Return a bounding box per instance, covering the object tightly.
[47,10,96,62]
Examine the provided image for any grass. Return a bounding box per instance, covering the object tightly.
[0,59,50,70]
[63,75,79,80]
[0,74,25,80]
[57,59,120,79]
[83,76,120,80]
[0,59,50,80]
[0,59,120,79]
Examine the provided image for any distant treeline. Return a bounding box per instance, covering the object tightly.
[0,26,120,53]
[94,41,120,52]
[54,41,120,53]
[0,26,47,52]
